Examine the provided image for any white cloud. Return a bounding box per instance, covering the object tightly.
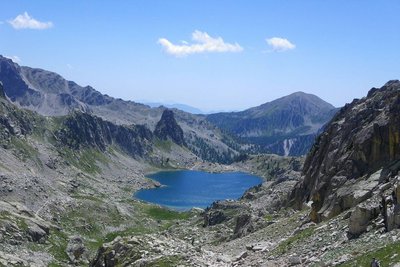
[5,55,21,63]
[266,37,295,52]
[158,30,243,57]
[8,12,53,30]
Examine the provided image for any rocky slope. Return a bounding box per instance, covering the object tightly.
[0,79,212,266]
[291,80,400,222]
[0,55,239,163]
[207,91,337,156]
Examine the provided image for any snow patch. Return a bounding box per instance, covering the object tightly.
[283,139,295,156]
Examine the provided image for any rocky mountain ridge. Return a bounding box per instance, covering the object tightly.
[0,55,239,163]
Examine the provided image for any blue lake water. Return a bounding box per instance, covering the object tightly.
[134,170,262,211]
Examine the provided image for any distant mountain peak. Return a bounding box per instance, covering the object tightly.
[207,91,337,156]
[154,109,185,146]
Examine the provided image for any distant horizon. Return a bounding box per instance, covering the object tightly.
[1,1,399,111]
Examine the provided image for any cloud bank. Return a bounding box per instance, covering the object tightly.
[158,30,243,57]
[266,37,295,51]
[8,12,53,30]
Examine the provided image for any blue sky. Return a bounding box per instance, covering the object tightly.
[1,1,399,111]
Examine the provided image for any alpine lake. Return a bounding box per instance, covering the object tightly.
[135,170,262,211]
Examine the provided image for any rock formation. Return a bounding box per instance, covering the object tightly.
[154,109,186,146]
[56,111,153,157]
[291,80,400,222]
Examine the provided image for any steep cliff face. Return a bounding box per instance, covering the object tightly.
[291,80,400,222]
[154,109,185,146]
[56,112,153,158]
[0,82,40,143]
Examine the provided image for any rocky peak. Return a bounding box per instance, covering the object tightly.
[290,80,400,222]
[154,109,185,146]
[206,91,336,156]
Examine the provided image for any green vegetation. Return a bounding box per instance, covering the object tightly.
[155,139,172,152]
[59,147,109,174]
[41,194,193,264]
[10,136,40,163]
[147,255,183,266]
[272,226,315,255]
[0,210,28,231]
[47,229,70,263]
[103,226,152,244]
[340,241,400,267]
[188,135,235,164]
[264,214,274,222]
[144,206,191,221]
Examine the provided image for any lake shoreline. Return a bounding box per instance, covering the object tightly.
[135,170,263,211]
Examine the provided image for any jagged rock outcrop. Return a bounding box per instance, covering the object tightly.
[154,109,186,146]
[56,111,153,157]
[291,80,400,222]
[66,236,89,264]
[348,200,380,237]
[0,84,39,143]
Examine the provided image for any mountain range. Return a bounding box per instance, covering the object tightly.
[0,55,336,158]
[0,55,238,163]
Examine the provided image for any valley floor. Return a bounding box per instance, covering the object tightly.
[1,147,400,267]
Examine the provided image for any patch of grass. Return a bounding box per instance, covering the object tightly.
[103,226,151,243]
[147,255,183,266]
[144,206,191,221]
[0,210,11,219]
[60,148,109,174]
[15,217,29,231]
[0,211,28,231]
[47,229,69,262]
[264,214,274,222]
[272,226,315,255]
[10,137,40,164]
[340,241,400,267]
[154,139,172,152]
